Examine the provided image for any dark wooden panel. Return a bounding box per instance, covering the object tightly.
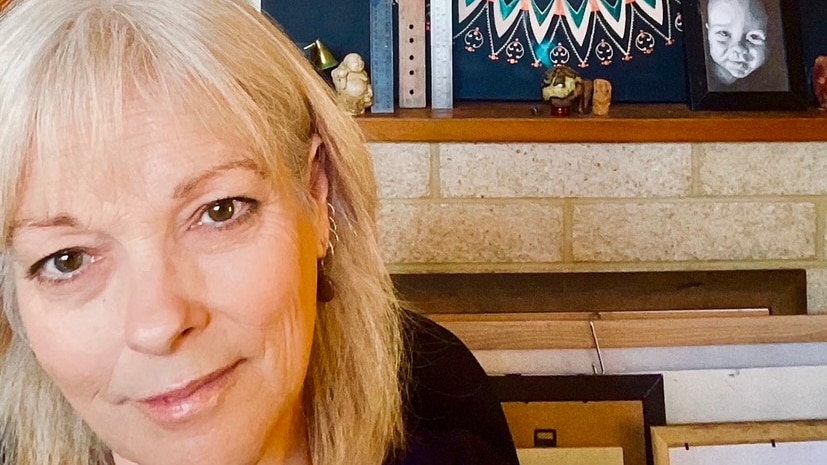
[392,269,807,315]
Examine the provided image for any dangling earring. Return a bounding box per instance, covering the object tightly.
[316,259,335,303]
[316,202,338,303]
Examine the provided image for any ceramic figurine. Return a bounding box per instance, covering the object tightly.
[541,64,593,117]
[592,79,613,116]
[331,53,373,116]
[814,56,827,110]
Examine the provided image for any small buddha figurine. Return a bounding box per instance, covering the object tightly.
[331,53,374,116]
[814,56,827,110]
[592,79,613,116]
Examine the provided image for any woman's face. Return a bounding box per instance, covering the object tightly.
[10,104,328,465]
[706,0,768,83]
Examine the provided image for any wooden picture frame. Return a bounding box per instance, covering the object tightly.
[651,420,827,465]
[489,374,666,465]
[682,0,808,110]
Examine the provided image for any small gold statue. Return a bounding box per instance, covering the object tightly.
[592,79,613,116]
[331,53,373,116]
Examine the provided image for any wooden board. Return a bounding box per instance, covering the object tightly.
[392,270,806,316]
[517,447,624,465]
[358,103,827,143]
[431,309,771,321]
[473,343,827,375]
[651,421,827,465]
[433,314,827,350]
[396,0,426,108]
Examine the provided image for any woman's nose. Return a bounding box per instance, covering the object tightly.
[123,251,209,356]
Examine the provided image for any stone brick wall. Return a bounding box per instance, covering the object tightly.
[369,142,827,312]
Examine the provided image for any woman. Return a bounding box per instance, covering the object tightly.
[0,1,515,464]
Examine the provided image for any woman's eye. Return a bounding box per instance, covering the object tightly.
[28,248,95,284]
[207,199,236,223]
[53,250,84,273]
[195,197,258,228]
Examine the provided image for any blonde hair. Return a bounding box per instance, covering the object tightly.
[0,1,405,464]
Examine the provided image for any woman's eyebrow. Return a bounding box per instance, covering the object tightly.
[11,214,80,235]
[172,158,261,199]
[10,159,262,238]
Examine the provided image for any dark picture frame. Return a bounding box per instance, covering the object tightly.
[683,0,808,110]
[489,374,666,465]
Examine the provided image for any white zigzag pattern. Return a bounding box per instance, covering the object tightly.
[459,0,667,44]
[595,0,627,38]
[561,0,591,46]
[492,0,524,37]
[458,0,485,23]
[635,0,664,26]
[528,0,554,42]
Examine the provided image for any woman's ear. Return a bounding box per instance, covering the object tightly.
[307,134,330,259]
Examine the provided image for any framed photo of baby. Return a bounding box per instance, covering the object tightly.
[683,0,808,110]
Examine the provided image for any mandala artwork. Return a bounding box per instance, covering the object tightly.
[454,0,683,69]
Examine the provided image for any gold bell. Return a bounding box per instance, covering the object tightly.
[303,39,339,72]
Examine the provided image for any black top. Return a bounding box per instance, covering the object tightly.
[384,311,518,465]
[388,428,511,465]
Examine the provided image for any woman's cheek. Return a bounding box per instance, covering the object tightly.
[16,272,120,397]
[195,225,307,327]
[29,312,119,400]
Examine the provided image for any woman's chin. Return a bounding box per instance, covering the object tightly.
[106,375,305,465]
[112,445,254,465]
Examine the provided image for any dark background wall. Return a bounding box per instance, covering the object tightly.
[263,0,826,104]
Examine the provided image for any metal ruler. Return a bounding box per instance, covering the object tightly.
[369,0,395,113]
[429,0,453,109]
[398,0,427,107]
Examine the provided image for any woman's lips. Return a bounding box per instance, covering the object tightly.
[136,360,241,425]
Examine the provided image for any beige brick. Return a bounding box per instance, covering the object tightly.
[573,202,816,262]
[440,143,691,198]
[808,269,827,314]
[379,202,563,263]
[368,143,431,199]
[699,143,827,195]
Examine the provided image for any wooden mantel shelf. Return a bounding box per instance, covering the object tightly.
[357,102,827,143]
